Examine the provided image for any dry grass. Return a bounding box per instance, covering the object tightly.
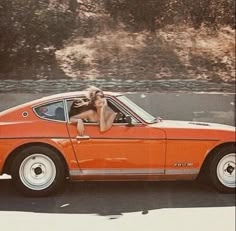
[56,26,235,83]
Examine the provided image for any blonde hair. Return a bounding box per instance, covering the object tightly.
[86,86,103,100]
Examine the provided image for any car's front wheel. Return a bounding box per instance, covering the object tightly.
[12,146,66,196]
[209,145,235,193]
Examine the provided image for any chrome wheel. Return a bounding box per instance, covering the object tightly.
[217,153,235,188]
[19,153,56,191]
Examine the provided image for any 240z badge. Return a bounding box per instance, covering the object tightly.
[174,163,193,167]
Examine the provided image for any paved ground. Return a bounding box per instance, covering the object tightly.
[0,179,235,231]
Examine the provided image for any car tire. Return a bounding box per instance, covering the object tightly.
[209,145,235,193]
[12,146,66,196]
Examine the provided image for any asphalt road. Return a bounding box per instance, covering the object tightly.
[0,179,235,231]
[0,92,235,230]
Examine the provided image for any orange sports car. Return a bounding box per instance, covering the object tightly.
[0,91,235,196]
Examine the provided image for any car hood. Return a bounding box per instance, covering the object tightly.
[150,120,235,132]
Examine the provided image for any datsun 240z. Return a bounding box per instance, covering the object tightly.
[0,91,235,196]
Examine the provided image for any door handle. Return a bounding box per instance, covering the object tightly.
[76,135,90,140]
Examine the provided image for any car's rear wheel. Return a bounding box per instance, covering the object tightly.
[209,146,235,193]
[12,146,66,196]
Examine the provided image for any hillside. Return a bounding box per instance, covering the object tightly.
[0,0,235,85]
[56,26,235,83]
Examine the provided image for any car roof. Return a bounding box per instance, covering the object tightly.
[35,91,122,104]
[0,91,123,115]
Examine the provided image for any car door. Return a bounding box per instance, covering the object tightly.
[66,98,166,177]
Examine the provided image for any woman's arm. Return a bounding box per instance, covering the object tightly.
[69,110,92,136]
[69,110,92,123]
[99,106,117,132]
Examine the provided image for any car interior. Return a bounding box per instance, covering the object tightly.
[34,101,66,121]
[67,97,133,124]
[34,97,137,124]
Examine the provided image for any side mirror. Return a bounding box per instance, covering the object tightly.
[125,115,133,126]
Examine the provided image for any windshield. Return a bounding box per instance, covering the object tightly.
[117,95,156,123]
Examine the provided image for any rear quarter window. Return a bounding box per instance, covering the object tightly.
[34,101,65,121]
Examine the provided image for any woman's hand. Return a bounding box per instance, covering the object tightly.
[101,98,108,110]
[76,119,85,136]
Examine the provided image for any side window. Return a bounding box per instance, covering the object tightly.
[107,99,139,124]
[34,101,65,121]
[66,96,139,124]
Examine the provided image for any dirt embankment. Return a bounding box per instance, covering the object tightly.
[56,26,235,83]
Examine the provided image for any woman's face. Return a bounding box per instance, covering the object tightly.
[94,92,105,108]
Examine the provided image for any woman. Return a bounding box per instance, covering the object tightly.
[69,87,117,136]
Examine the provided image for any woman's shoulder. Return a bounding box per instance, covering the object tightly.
[80,109,93,113]
[75,109,94,117]
[78,109,94,117]
[87,109,96,114]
